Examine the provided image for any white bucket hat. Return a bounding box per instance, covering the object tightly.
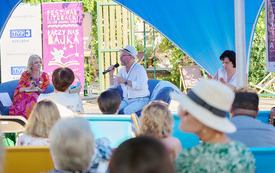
[171,79,236,133]
[119,45,137,59]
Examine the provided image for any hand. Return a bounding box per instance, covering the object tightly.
[113,75,125,84]
[108,65,115,74]
[29,83,35,90]
[219,78,227,84]
[207,75,213,79]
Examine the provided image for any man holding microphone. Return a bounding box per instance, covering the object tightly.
[107,45,150,115]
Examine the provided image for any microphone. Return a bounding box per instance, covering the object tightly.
[102,63,120,75]
[30,76,38,87]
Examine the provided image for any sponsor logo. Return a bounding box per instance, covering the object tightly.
[10,29,32,38]
[11,66,26,75]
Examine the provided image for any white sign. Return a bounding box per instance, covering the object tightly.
[0,3,42,82]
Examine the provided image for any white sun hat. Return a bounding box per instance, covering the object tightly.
[119,45,137,59]
[171,79,236,133]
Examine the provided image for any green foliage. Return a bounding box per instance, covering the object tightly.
[249,8,267,84]
[249,7,274,93]
[158,37,193,87]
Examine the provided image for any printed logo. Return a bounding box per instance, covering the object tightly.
[11,66,26,75]
[10,29,32,38]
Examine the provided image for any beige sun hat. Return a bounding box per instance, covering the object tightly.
[171,79,236,133]
[119,45,137,59]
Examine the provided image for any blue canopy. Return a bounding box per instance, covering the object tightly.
[0,0,22,38]
[113,0,264,75]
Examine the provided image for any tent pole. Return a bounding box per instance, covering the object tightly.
[234,0,247,87]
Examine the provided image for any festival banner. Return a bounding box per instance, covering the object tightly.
[266,0,275,72]
[0,3,42,82]
[42,2,85,91]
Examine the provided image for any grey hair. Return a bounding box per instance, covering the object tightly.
[49,117,95,171]
[26,54,42,73]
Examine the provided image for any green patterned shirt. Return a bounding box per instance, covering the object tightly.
[175,140,255,173]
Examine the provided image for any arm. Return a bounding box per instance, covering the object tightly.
[219,78,236,90]
[16,72,34,93]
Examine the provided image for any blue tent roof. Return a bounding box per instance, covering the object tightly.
[113,0,264,75]
[0,0,22,38]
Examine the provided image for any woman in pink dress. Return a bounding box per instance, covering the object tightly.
[9,54,50,119]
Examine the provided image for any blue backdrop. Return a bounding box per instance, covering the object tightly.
[113,0,264,75]
[0,0,22,38]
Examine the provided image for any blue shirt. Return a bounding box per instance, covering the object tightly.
[227,115,275,147]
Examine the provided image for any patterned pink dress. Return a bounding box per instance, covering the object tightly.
[9,71,50,119]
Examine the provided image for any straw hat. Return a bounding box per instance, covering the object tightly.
[171,79,236,133]
[119,45,137,59]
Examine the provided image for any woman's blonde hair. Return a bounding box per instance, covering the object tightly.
[140,100,173,138]
[25,99,61,138]
[26,54,42,73]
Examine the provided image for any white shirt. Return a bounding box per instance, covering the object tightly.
[110,62,149,99]
[16,134,49,146]
[217,67,236,87]
[38,92,84,113]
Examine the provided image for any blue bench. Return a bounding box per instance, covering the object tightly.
[112,79,180,117]
[249,147,275,173]
[83,114,133,148]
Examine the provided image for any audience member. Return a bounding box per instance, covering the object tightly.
[16,99,60,146]
[97,90,121,114]
[38,67,84,117]
[171,79,255,172]
[49,117,95,173]
[108,45,150,115]
[109,136,175,173]
[10,54,50,119]
[97,89,138,136]
[227,87,275,147]
[0,129,5,173]
[209,50,236,89]
[139,100,182,159]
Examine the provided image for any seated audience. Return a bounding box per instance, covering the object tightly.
[16,99,60,146]
[139,100,182,159]
[97,90,121,114]
[0,129,5,172]
[109,136,175,173]
[38,67,84,117]
[49,117,95,173]
[227,87,275,147]
[171,79,255,172]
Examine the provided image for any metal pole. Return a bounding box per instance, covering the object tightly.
[234,0,247,87]
[144,21,147,69]
[153,29,156,79]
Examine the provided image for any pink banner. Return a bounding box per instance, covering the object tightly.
[42,2,84,90]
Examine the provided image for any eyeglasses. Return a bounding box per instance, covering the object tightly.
[120,55,131,58]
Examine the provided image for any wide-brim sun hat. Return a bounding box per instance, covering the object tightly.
[119,45,137,59]
[171,79,236,133]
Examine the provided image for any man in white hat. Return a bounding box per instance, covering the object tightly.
[227,87,275,147]
[108,45,150,115]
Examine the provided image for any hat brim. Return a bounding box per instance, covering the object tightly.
[171,92,236,133]
[119,48,137,59]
